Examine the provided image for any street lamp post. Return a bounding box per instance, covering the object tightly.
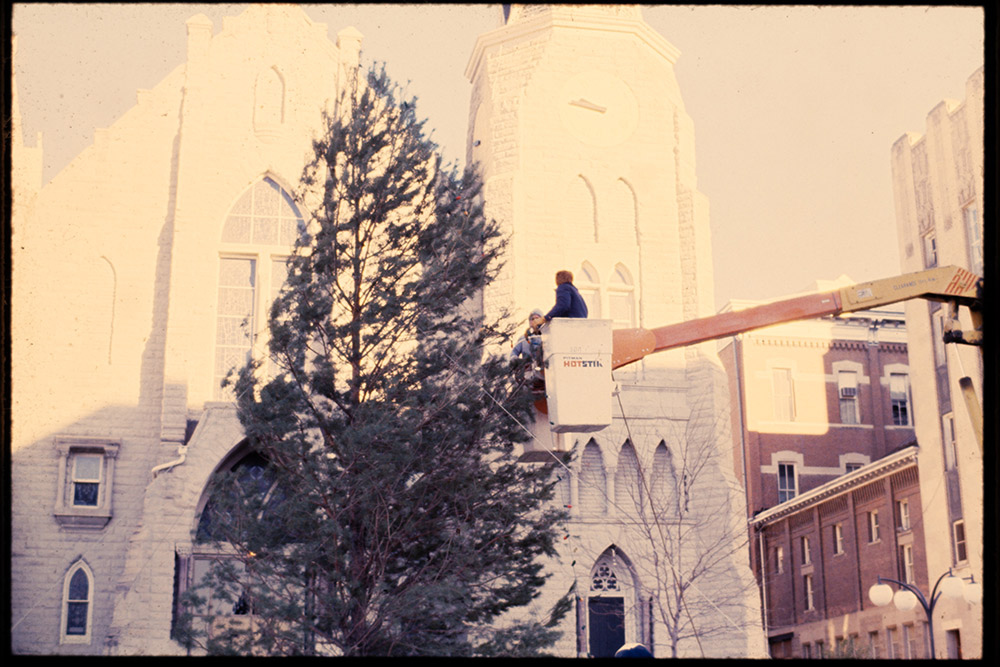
[868,569,982,659]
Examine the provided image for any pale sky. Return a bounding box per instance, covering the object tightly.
[11,4,985,310]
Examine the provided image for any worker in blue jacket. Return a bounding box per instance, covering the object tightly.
[544,270,589,321]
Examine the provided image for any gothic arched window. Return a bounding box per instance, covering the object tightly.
[215,176,304,399]
[61,561,94,644]
[614,441,642,514]
[579,439,607,515]
[651,441,678,518]
[174,447,288,640]
[586,548,646,657]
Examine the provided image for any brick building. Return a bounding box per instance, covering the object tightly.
[719,293,914,520]
[749,446,935,659]
[11,4,765,657]
[717,292,927,657]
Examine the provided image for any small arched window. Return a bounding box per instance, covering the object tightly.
[608,264,635,329]
[61,561,94,644]
[578,261,602,319]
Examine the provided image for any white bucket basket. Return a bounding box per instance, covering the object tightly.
[542,318,613,433]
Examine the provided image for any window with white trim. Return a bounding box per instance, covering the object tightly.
[900,544,915,584]
[801,536,811,565]
[953,520,968,564]
[889,373,911,426]
[804,573,815,611]
[868,511,880,543]
[54,438,120,530]
[833,523,844,555]
[838,370,860,424]
[777,462,797,503]
[897,499,911,532]
[214,177,303,400]
[61,561,94,644]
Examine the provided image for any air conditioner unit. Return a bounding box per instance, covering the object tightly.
[840,387,858,398]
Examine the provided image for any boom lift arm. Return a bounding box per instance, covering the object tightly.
[599,265,982,452]
[610,265,982,369]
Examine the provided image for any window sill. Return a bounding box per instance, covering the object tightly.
[54,508,112,530]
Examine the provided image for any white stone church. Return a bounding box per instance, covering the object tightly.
[11,4,766,656]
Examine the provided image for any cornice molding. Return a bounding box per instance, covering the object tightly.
[750,445,919,527]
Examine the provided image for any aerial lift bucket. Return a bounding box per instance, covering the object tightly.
[541,318,614,433]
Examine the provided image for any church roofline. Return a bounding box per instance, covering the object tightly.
[465,6,681,83]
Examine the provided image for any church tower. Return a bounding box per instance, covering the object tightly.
[466,5,765,657]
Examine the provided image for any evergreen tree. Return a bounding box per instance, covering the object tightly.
[178,63,567,656]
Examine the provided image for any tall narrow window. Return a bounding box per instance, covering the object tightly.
[804,573,814,611]
[651,442,677,517]
[253,67,285,131]
[566,175,598,243]
[61,562,94,644]
[930,310,948,368]
[833,523,844,554]
[838,370,859,424]
[941,413,958,470]
[890,373,911,426]
[897,499,911,531]
[772,368,795,421]
[70,454,103,507]
[900,544,915,584]
[774,545,784,574]
[614,442,642,513]
[953,520,967,564]
[215,258,256,399]
[868,511,880,543]
[922,231,938,268]
[607,264,635,329]
[777,463,797,503]
[578,262,602,319]
[579,440,607,515]
[963,205,983,275]
[215,177,303,399]
[801,535,811,565]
